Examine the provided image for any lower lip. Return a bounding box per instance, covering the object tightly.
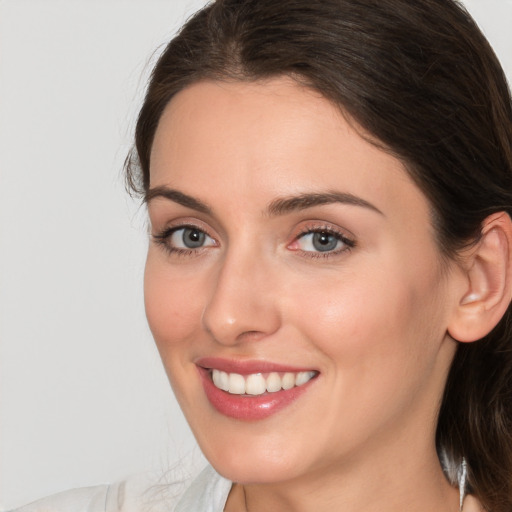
[198,367,315,421]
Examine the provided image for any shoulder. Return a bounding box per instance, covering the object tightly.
[8,466,232,512]
[8,485,110,512]
[173,465,232,512]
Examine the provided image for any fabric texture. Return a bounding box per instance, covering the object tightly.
[9,465,231,512]
[8,464,484,511]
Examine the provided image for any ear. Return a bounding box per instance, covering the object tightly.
[448,212,512,343]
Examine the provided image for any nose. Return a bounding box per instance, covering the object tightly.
[202,247,281,345]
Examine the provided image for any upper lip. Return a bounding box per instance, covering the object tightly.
[195,357,318,375]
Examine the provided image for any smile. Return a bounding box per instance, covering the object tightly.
[211,369,317,396]
[196,359,319,420]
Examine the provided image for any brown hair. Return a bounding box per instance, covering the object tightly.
[126,1,512,509]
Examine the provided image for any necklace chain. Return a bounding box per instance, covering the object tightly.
[242,485,249,512]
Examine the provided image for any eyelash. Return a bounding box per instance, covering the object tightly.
[152,224,356,259]
[293,225,356,259]
[152,224,216,257]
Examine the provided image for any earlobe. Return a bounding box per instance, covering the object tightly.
[448,212,512,343]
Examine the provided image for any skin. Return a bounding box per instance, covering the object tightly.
[145,78,468,511]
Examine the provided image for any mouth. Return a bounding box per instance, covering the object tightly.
[195,358,319,420]
[210,369,317,396]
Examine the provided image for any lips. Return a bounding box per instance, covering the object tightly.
[196,357,319,421]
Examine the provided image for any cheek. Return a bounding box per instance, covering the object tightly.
[288,266,448,447]
[144,253,205,358]
[300,275,412,361]
[144,255,211,412]
[295,252,448,384]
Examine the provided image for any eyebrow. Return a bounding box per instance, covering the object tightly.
[145,186,383,217]
[145,186,211,214]
[267,191,383,217]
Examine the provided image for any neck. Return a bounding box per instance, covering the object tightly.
[226,442,460,512]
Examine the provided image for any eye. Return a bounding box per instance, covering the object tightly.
[299,231,342,252]
[170,227,215,249]
[153,225,216,254]
[290,227,355,256]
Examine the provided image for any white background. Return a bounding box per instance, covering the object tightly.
[0,0,511,509]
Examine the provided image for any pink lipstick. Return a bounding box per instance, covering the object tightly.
[196,358,318,421]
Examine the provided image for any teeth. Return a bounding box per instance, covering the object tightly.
[296,371,313,386]
[211,369,316,396]
[246,374,267,395]
[282,372,295,390]
[266,372,282,393]
[212,368,229,391]
[228,373,246,395]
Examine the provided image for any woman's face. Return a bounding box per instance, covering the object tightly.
[145,78,460,484]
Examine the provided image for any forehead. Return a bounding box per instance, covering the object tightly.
[150,78,349,182]
[149,78,427,223]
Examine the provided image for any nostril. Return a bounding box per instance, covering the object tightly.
[236,330,268,342]
[201,263,282,345]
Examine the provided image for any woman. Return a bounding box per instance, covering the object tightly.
[14,0,512,511]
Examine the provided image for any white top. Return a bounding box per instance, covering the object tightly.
[10,465,232,512]
[9,465,484,512]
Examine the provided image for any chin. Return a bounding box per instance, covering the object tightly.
[211,456,301,485]
[193,426,309,484]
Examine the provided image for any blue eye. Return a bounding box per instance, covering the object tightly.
[295,230,353,254]
[169,227,206,248]
[169,227,215,249]
[154,226,216,254]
